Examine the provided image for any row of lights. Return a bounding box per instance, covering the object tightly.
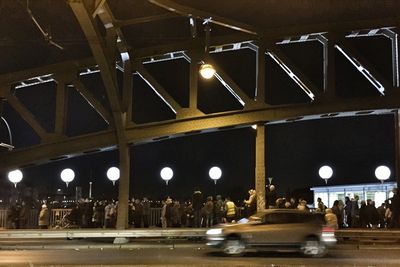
[318,165,391,184]
[160,166,222,185]
[7,167,121,188]
[8,164,391,189]
[7,166,223,188]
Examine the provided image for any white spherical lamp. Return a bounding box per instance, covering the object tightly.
[375,165,391,183]
[8,169,23,188]
[107,167,120,186]
[60,168,75,187]
[160,167,173,185]
[318,165,333,184]
[199,63,216,79]
[209,166,222,184]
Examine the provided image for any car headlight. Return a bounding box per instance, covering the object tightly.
[206,228,223,235]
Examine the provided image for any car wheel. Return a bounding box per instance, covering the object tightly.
[223,237,245,256]
[300,238,326,257]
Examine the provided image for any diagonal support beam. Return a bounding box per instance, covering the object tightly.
[336,37,391,95]
[147,0,260,35]
[204,55,253,107]
[266,43,319,101]
[70,78,112,124]
[135,62,182,114]
[5,93,50,141]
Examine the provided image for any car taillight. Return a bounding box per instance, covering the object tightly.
[321,226,337,243]
[322,227,335,233]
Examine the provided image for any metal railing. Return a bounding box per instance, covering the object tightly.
[1,208,163,229]
[0,209,6,228]
[0,209,38,229]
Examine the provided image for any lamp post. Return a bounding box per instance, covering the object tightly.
[209,166,222,196]
[319,165,333,185]
[375,165,391,184]
[319,165,333,207]
[107,167,120,186]
[8,169,23,188]
[160,167,173,196]
[209,166,222,185]
[60,168,75,187]
[160,167,173,185]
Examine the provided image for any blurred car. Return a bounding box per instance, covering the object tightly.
[206,209,336,257]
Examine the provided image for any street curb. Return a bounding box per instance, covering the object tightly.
[2,243,400,251]
[0,243,206,250]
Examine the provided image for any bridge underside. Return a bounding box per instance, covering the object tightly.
[0,0,400,228]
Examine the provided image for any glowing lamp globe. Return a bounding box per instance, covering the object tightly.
[160,167,173,185]
[375,165,391,183]
[8,169,23,188]
[60,168,75,187]
[318,165,333,184]
[107,167,120,186]
[209,166,222,184]
[199,64,216,79]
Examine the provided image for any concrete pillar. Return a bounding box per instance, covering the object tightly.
[395,111,400,187]
[116,142,130,230]
[255,124,266,211]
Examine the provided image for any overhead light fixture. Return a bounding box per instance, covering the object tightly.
[199,19,215,80]
[199,63,216,79]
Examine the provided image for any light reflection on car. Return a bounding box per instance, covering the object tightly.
[206,209,336,257]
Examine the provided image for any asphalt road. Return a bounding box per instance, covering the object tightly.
[1,244,400,266]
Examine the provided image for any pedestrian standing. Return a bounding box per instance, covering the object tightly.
[19,201,29,229]
[225,197,237,223]
[192,188,203,227]
[38,204,49,229]
[266,185,277,209]
[204,196,214,227]
[142,197,151,228]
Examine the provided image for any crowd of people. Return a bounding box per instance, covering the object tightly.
[319,188,400,229]
[4,186,400,230]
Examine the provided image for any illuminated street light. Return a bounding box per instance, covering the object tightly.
[160,167,173,185]
[251,124,257,130]
[60,168,75,187]
[375,165,391,183]
[107,167,120,186]
[199,63,216,79]
[209,166,222,185]
[318,165,333,184]
[8,169,23,188]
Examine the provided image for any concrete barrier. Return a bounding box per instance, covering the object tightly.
[0,228,207,239]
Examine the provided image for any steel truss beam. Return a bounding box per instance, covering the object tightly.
[1,93,399,171]
[147,0,259,35]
